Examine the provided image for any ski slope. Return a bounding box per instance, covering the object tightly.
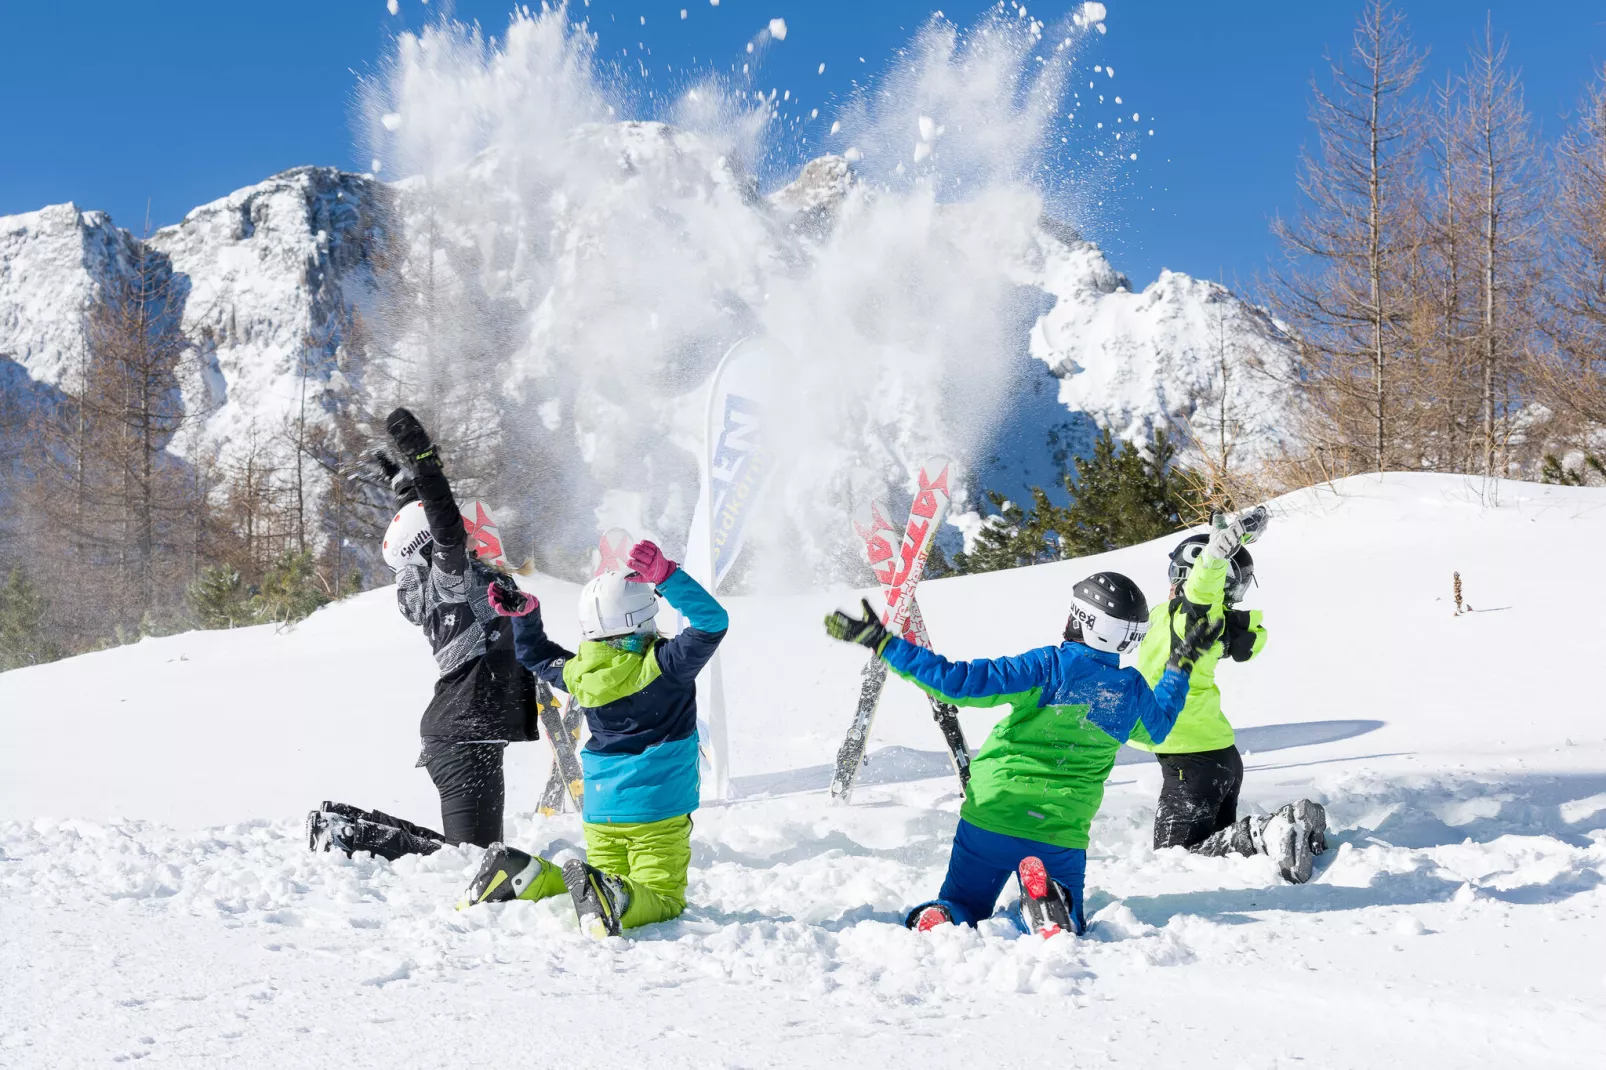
[2,474,1604,1068]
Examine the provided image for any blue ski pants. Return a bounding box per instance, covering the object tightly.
[928,819,1086,932]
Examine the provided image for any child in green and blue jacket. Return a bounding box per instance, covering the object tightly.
[825,569,1220,935]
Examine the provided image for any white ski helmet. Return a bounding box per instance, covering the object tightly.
[382,499,510,571]
[578,569,659,640]
[1063,572,1151,654]
[383,501,433,570]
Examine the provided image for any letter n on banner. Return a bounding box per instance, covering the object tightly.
[709,393,770,588]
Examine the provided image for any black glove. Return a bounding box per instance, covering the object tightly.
[1167,612,1224,674]
[372,449,417,505]
[824,598,891,653]
[372,450,402,482]
[1223,609,1256,663]
[386,407,440,473]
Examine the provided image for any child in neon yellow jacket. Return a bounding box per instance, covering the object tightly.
[1127,510,1328,883]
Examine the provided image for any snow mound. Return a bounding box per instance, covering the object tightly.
[2,474,1605,1065]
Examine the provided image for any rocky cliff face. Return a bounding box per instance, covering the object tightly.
[147,166,390,455]
[0,203,145,389]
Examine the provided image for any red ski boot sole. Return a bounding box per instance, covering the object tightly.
[1018,856,1071,938]
[913,905,954,932]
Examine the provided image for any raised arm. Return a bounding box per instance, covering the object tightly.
[652,569,729,683]
[1129,666,1190,745]
[617,540,729,684]
[1133,613,1225,742]
[1181,553,1228,609]
[881,637,1058,708]
[386,408,469,578]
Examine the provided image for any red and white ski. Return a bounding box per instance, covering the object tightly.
[597,527,633,574]
[830,456,955,802]
[850,494,971,788]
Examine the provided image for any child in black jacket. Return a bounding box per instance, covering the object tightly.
[307,408,537,860]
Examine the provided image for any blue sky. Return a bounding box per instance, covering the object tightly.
[3,1,1604,293]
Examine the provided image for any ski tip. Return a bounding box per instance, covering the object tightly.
[594,528,636,577]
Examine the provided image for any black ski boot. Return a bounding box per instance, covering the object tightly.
[306,808,356,855]
[459,845,543,909]
[1017,856,1074,938]
[562,860,630,939]
[1260,800,1329,884]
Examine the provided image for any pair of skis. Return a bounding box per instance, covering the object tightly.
[535,527,634,817]
[829,456,970,803]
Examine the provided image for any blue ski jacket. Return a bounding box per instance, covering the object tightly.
[512,569,728,823]
[882,637,1189,849]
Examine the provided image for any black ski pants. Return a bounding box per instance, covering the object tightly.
[324,801,447,861]
[425,742,506,848]
[1153,745,1243,851]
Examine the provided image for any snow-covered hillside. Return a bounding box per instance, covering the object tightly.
[3,474,1603,1068]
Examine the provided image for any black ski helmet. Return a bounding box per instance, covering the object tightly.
[1063,571,1151,653]
[1168,535,1255,604]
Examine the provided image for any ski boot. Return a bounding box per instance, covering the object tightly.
[456,844,549,909]
[1017,856,1074,938]
[904,902,956,932]
[305,808,356,856]
[562,859,630,939]
[1258,800,1328,884]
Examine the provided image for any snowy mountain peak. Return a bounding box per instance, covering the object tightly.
[148,166,387,448]
[0,201,144,389]
[768,154,855,217]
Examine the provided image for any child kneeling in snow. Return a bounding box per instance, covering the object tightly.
[458,540,727,938]
[825,570,1219,936]
[1127,509,1328,883]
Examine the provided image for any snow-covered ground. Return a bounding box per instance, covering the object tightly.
[3,473,1605,1068]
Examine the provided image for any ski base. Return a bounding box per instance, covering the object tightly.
[536,681,585,816]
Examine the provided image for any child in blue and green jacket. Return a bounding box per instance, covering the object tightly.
[825,570,1220,936]
[460,539,727,938]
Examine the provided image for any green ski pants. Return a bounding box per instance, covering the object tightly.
[514,815,692,930]
[585,814,692,929]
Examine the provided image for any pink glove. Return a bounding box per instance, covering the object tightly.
[488,580,539,617]
[627,540,677,586]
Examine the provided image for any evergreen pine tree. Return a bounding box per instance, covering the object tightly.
[953,488,1068,574]
[954,428,1203,575]
[187,565,250,629]
[0,568,62,670]
[1540,452,1605,486]
[1060,429,1201,556]
[251,551,331,627]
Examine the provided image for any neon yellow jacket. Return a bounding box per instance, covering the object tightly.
[1127,555,1267,754]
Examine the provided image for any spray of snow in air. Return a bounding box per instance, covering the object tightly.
[360,3,1106,586]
